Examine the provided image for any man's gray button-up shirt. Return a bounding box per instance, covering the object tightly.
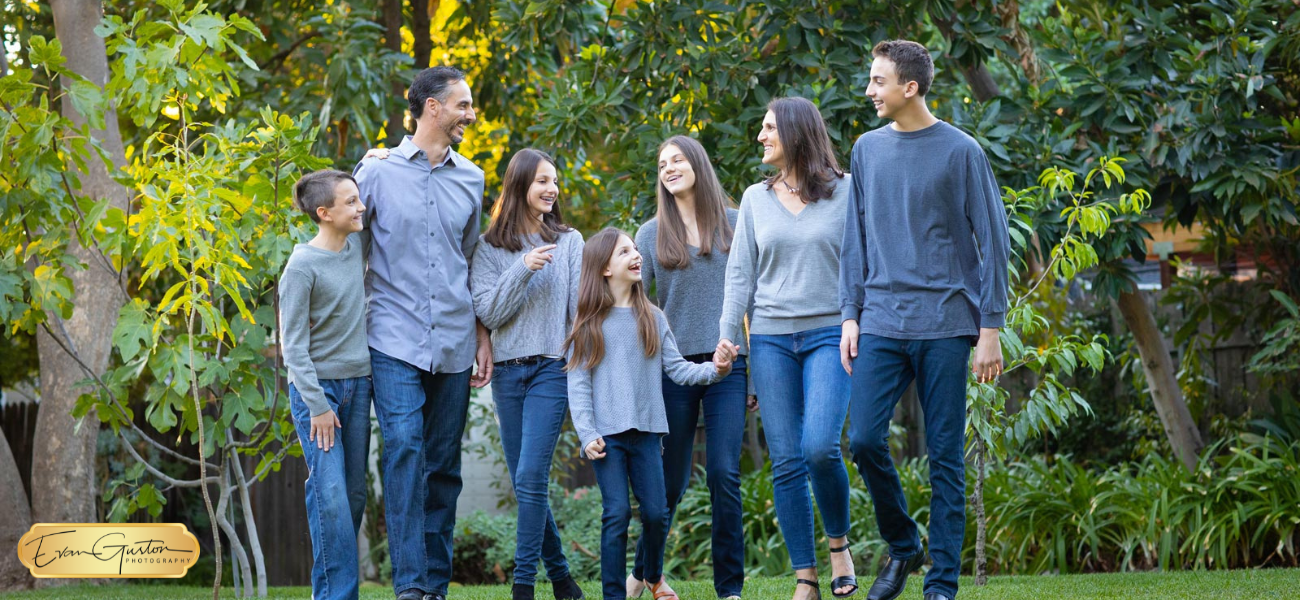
[355,136,484,374]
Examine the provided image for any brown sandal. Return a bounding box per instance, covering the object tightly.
[646,578,680,600]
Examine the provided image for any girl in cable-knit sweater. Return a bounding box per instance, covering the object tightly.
[564,227,738,600]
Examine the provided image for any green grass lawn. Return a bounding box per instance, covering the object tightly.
[2,569,1295,600]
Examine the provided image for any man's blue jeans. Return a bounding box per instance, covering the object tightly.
[632,354,748,597]
[370,348,472,597]
[593,430,669,600]
[492,357,573,586]
[289,377,372,600]
[750,326,853,570]
[847,334,970,600]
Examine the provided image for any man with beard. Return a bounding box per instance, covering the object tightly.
[355,65,493,600]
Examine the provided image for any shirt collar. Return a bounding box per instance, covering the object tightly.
[394,135,460,169]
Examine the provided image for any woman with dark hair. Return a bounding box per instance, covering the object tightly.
[470,148,586,600]
[626,136,749,600]
[719,98,858,600]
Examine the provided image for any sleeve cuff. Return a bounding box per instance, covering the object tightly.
[841,305,861,324]
[980,312,1006,329]
[719,318,742,344]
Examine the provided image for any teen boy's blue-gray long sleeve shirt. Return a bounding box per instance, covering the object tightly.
[839,121,1011,340]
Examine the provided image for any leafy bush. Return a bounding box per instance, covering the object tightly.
[458,434,1300,584]
[452,483,613,585]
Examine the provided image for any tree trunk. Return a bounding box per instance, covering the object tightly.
[992,0,1041,85]
[411,0,434,70]
[230,448,267,597]
[1116,290,1204,470]
[383,0,408,146]
[0,427,34,591]
[973,436,988,585]
[216,467,254,597]
[959,62,1000,102]
[37,0,130,531]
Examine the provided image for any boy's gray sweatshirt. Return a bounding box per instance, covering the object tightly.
[279,235,372,416]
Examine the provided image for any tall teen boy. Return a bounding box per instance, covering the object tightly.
[839,40,1011,600]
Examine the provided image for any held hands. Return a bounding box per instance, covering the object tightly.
[840,319,859,375]
[523,244,558,271]
[309,410,342,452]
[713,339,739,376]
[972,328,1003,384]
[585,437,607,460]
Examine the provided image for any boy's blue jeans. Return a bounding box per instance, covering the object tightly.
[593,430,669,600]
[491,357,573,586]
[848,334,970,600]
[750,326,853,570]
[289,377,372,600]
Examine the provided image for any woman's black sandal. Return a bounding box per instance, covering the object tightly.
[829,543,859,598]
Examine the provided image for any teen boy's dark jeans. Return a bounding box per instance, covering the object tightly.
[848,334,970,600]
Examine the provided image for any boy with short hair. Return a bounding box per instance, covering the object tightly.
[839,40,1011,600]
[280,169,373,600]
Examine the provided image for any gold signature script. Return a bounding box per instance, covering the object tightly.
[17,523,200,578]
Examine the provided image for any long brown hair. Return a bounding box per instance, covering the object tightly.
[483,148,572,252]
[655,136,735,269]
[763,97,845,204]
[563,228,660,371]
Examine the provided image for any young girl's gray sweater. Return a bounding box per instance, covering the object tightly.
[567,307,723,449]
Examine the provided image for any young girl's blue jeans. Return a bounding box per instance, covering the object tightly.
[592,430,669,600]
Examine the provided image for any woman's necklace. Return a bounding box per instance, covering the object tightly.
[782,179,799,194]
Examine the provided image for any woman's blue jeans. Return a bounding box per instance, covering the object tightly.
[750,325,853,570]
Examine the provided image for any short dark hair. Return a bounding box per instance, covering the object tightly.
[872,40,934,97]
[293,169,355,223]
[408,66,467,120]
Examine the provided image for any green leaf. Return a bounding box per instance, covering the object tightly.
[66,80,106,129]
[1269,290,1299,318]
[29,36,67,70]
[112,298,154,362]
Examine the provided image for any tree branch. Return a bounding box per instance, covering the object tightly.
[119,432,220,488]
[257,31,322,72]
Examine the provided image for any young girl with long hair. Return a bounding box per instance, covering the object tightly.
[719,97,858,600]
[565,227,737,600]
[469,148,585,600]
[627,136,748,600]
